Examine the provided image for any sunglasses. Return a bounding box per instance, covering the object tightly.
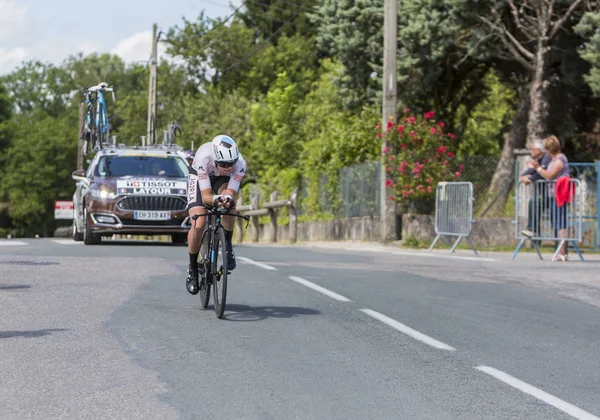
[216,160,236,168]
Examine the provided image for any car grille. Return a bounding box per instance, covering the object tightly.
[116,196,187,211]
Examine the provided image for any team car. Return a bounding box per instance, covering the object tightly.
[71,145,191,245]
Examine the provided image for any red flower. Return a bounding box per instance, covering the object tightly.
[397,125,405,133]
[409,131,416,137]
[376,133,382,138]
[436,145,447,154]
[430,127,438,135]
[448,133,455,139]
[386,167,392,172]
[455,172,461,178]
[401,143,407,150]
[424,111,435,120]
[382,147,390,154]
[398,161,407,173]
[389,155,395,160]
[375,124,381,129]
[385,180,393,187]
[387,120,395,129]
[407,116,416,124]
[402,190,409,197]
[438,121,445,128]
[389,196,395,201]
[447,152,455,158]
[404,108,410,114]
[425,178,432,184]
[459,164,465,171]
[427,186,432,193]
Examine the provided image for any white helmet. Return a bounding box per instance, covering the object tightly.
[211,135,239,165]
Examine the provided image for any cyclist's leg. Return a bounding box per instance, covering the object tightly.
[186,173,207,294]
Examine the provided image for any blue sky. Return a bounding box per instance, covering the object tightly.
[0,0,239,75]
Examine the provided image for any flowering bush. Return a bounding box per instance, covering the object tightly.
[377,109,461,201]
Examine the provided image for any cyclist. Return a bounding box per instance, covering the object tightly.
[181,150,195,166]
[186,135,246,295]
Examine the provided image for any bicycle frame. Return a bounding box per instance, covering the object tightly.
[194,206,249,274]
[83,84,114,151]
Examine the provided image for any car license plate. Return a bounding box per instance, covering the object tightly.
[134,211,171,220]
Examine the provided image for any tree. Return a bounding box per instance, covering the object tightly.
[311,0,384,109]
[0,82,12,151]
[2,112,77,236]
[453,0,599,214]
[240,0,318,41]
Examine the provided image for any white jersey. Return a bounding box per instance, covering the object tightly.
[191,142,246,192]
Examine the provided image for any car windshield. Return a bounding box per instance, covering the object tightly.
[95,156,189,178]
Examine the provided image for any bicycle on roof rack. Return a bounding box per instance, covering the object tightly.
[80,82,116,156]
[191,203,250,319]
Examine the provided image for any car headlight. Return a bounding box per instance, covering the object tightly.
[90,189,118,199]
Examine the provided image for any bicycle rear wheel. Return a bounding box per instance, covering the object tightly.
[198,228,211,309]
[212,227,228,319]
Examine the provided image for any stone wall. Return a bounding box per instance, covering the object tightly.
[239,214,516,248]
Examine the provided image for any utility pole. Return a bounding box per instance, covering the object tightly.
[77,102,85,169]
[380,0,398,242]
[147,23,158,146]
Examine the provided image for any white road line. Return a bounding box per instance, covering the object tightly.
[52,239,82,245]
[476,366,600,420]
[237,256,277,271]
[288,276,352,302]
[343,247,495,262]
[360,309,456,351]
[0,241,28,246]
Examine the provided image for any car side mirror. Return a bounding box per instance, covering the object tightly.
[72,169,90,186]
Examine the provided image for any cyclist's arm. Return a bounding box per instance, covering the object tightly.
[224,158,246,197]
[196,163,221,205]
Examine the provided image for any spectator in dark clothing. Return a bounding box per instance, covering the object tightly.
[520,140,552,237]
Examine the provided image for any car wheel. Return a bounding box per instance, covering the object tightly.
[83,208,101,245]
[171,233,188,244]
[73,216,84,242]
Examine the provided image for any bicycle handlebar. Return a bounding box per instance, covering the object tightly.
[86,86,115,93]
[191,204,250,222]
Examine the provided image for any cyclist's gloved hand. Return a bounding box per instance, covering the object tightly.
[212,195,224,207]
[223,194,234,208]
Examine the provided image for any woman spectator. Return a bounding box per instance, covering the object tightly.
[527,135,570,261]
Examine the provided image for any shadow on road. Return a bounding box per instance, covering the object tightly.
[98,240,186,247]
[221,304,320,322]
[0,284,31,290]
[0,328,67,339]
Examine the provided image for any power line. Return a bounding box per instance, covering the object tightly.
[162,0,249,43]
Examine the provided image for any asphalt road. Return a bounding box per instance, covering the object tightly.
[1,238,600,420]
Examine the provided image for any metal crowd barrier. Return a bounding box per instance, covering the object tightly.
[512,179,584,261]
[428,182,477,255]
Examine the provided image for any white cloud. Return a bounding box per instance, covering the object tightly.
[0,0,28,42]
[110,30,169,64]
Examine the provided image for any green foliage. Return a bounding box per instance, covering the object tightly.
[383,110,460,201]
[240,0,318,41]
[574,13,600,97]
[250,72,304,193]
[456,70,516,157]
[311,0,383,109]
[0,82,11,152]
[296,60,379,216]
[1,112,77,236]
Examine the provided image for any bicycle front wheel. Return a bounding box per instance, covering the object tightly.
[198,227,211,309]
[212,227,228,319]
